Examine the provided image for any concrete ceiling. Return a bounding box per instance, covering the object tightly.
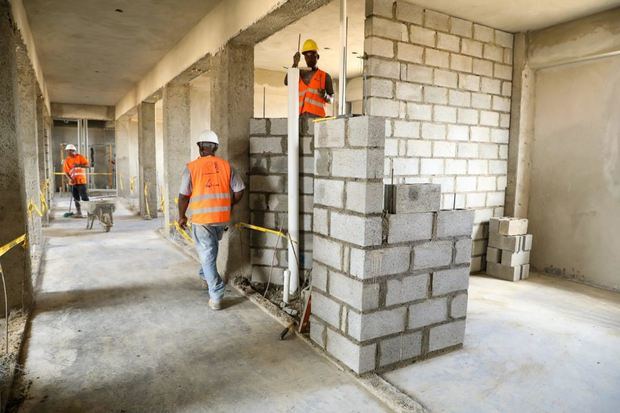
[404,0,620,33]
[23,0,222,106]
[255,0,365,79]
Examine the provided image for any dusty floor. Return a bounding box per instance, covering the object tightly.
[384,274,620,413]
[15,198,389,413]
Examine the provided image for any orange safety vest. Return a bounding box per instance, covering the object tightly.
[186,155,232,225]
[63,154,89,185]
[299,69,327,117]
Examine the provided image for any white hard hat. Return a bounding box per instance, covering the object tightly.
[65,144,77,151]
[197,130,219,145]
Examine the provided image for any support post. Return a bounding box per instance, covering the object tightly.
[138,102,158,219]
[287,67,300,295]
[338,0,348,116]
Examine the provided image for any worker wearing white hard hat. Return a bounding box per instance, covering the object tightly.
[177,130,245,310]
[63,143,90,217]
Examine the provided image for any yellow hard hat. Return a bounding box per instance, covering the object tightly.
[302,39,318,53]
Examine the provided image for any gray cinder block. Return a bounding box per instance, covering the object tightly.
[309,316,326,348]
[436,209,475,238]
[311,262,328,291]
[249,118,267,135]
[326,329,376,374]
[521,263,530,280]
[488,232,523,252]
[347,116,385,147]
[412,241,452,270]
[345,181,385,214]
[379,331,422,367]
[522,234,533,251]
[347,307,407,341]
[450,293,468,318]
[269,118,288,135]
[408,297,448,329]
[428,320,466,352]
[314,178,344,208]
[330,212,383,247]
[386,273,429,306]
[486,261,521,281]
[454,238,473,264]
[349,246,411,279]
[313,236,343,270]
[311,291,342,328]
[498,217,528,235]
[432,267,470,295]
[501,250,530,266]
[315,117,346,148]
[486,246,500,263]
[331,148,384,179]
[387,212,434,243]
[385,183,441,213]
[328,271,380,311]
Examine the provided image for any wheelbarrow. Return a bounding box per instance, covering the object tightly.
[82,200,116,232]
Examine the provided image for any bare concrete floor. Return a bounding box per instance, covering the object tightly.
[384,274,620,413]
[16,198,389,412]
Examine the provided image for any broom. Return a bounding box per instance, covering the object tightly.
[63,196,74,218]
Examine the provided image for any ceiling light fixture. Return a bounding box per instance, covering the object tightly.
[115,8,123,13]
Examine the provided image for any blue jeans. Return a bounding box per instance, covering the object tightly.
[192,224,226,301]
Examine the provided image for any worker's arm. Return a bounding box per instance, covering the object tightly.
[177,194,190,229]
[324,73,334,98]
[232,190,244,206]
[63,159,72,181]
[75,155,89,168]
[284,52,301,85]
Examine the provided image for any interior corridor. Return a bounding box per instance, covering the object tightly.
[14,198,389,413]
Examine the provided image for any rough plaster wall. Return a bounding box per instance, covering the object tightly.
[0,5,30,311]
[115,117,131,199]
[126,118,140,209]
[190,77,211,159]
[529,56,620,291]
[364,0,514,272]
[155,100,164,202]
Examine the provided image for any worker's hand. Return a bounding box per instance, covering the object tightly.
[178,216,188,230]
[292,52,300,68]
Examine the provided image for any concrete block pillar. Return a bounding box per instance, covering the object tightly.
[115,115,131,199]
[162,82,191,233]
[310,116,474,374]
[138,102,158,219]
[0,8,33,311]
[208,44,254,278]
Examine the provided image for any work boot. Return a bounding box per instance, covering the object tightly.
[208,299,222,311]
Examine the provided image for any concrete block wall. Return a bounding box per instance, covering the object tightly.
[310,116,474,374]
[248,118,314,284]
[364,0,514,272]
[486,217,532,281]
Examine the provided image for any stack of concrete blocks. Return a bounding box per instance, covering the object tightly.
[309,116,475,374]
[247,117,314,284]
[486,217,532,281]
[364,0,514,273]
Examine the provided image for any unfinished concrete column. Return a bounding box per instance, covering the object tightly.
[14,42,42,292]
[115,115,131,199]
[505,33,534,218]
[0,6,29,311]
[208,43,253,278]
[138,102,158,219]
[162,82,191,232]
[36,94,49,225]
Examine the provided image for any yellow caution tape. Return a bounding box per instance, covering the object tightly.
[158,185,165,211]
[173,221,194,244]
[27,199,43,218]
[129,176,136,193]
[313,116,337,123]
[53,172,112,175]
[0,234,27,258]
[235,222,287,239]
[144,182,151,218]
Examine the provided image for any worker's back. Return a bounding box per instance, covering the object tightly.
[186,156,232,225]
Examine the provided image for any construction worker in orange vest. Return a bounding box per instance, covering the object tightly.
[63,143,90,217]
[284,38,334,118]
[177,130,245,310]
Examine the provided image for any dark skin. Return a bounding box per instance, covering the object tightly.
[284,50,334,100]
[177,143,244,229]
[65,149,89,181]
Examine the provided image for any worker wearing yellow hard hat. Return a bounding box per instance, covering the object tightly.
[284,38,334,118]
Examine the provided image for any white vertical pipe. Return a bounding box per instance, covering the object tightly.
[76,119,80,154]
[287,67,300,296]
[283,269,291,304]
[338,0,347,116]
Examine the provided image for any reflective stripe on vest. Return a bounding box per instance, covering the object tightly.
[186,156,232,225]
[299,69,327,117]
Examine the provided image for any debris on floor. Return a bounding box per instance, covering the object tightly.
[0,310,28,410]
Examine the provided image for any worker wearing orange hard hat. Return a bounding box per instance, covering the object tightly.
[284,38,334,118]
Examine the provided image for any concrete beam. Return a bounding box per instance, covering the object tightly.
[138,102,158,219]
[162,83,191,232]
[51,103,115,121]
[209,44,254,278]
[115,0,330,118]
